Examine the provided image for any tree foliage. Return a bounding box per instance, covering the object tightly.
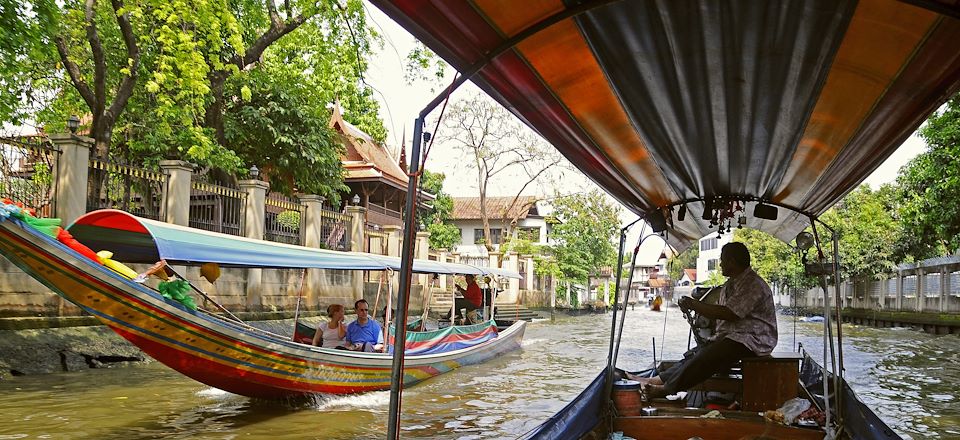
[733,228,813,292]
[897,94,960,260]
[820,184,901,279]
[4,0,384,196]
[548,190,621,283]
[667,245,698,281]
[420,169,460,250]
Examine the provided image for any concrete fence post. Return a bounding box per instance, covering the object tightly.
[298,195,325,308]
[238,179,268,240]
[237,179,268,310]
[522,254,534,292]
[438,249,449,292]
[505,251,519,304]
[382,225,401,257]
[298,195,325,249]
[49,133,92,225]
[159,160,193,226]
[345,205,366,301]
[416,231,430,288]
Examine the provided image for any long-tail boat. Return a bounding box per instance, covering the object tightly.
[0,208,525,399]
[371,0,960,438]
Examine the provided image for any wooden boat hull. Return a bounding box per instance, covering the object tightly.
[0,218,525,399]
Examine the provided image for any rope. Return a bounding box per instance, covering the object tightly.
[292,268,307,341]
[371,271,386,322]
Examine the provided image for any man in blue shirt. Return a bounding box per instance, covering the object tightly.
[346,299,384,352]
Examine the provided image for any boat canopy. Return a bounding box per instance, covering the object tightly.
[371,0,960,250]
[67,210,521,278]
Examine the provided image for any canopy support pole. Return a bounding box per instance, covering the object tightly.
[602,218,641,403]
[387,116,425,440]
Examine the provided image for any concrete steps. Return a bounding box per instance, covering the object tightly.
[494,304,542,322]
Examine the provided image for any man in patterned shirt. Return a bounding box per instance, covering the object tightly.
[639,241,777,400]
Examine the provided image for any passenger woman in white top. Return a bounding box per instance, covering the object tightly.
[312,303,347,348]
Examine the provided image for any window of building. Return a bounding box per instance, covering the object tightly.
[701,237,718,251]
[474,228,503,245]
[518,227,540,241]
[707,258,718,271]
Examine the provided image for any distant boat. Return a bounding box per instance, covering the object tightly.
[800,316,826,323]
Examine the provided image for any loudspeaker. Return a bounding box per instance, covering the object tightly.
[754,203,778,220]
[647,210,667,232]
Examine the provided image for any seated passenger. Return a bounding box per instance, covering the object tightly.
[634,243,777,400]
[313,303,346,348]
[454,274,483,321]
[345,299,384,352]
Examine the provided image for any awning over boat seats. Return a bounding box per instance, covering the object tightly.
[371,0,960,251]
[67,210,521,278]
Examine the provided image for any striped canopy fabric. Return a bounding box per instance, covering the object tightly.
[388,319,499,355]
[372,0,960,250]
[68,210,521,277]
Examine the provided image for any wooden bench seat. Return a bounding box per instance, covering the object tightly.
[658,351,803,411]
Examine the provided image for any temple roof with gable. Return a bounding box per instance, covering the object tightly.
[329,104,421,194]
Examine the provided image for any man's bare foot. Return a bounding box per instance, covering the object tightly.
[625,373,663,386]
[643,383,669,401]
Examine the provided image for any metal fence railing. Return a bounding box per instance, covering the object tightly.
[0,135,59,218]
[320,208,351,251]
[189,181,246,236]
[87,158,166,220]
[264,194,305,245]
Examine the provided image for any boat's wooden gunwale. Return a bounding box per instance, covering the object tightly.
[613,413,825,440]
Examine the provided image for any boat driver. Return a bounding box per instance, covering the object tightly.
[454,274,483,323]
[345,299,384,352]
[636,242,777,400]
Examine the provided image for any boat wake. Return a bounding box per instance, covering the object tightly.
[309,390,391,411]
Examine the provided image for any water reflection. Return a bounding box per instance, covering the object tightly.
[0,310,957,438]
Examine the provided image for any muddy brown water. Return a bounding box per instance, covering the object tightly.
[0,309,957,439]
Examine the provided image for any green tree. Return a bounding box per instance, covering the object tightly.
[549,190,622,284]
[702,270,726,287]
[6,0,383,194]
[820,184,901,279]
[897,94,960,260]
[420,169,460,250]
[667,245,698,281]
[733,228,813,292]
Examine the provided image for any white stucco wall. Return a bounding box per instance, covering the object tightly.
[696,233,733,283]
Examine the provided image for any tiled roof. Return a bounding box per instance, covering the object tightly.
[330,104,408,187]
[648,278,671,288]
[451,196,538,220]
[684,268,697,281]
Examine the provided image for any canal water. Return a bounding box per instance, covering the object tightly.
[0,309,957,439]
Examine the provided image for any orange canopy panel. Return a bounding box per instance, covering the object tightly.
[372,0,960,250]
